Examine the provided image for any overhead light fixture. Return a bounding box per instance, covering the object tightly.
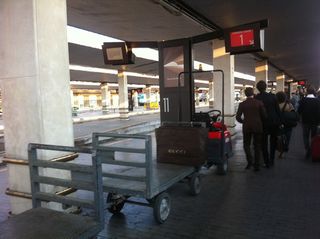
[102,42,136,65]
[194,79,209,84]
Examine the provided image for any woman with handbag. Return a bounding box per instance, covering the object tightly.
[276,91,298,154]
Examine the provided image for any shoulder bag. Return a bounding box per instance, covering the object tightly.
[281,102,299,128]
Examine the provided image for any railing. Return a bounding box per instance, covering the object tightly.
[92,132,153,198]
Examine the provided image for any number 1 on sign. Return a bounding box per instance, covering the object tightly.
[230,29,254,47]
[239,34,243,45]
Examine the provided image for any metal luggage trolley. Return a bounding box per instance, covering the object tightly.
[92,132,201,224]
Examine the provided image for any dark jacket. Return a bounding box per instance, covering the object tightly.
[236,97,267,133]
[298,96,320,125]
[255,92,281,130]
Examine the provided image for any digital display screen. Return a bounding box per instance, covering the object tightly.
[102,42,135,65]
[230,29,254,47]
[224,23,263,55]
[106,47,124,60]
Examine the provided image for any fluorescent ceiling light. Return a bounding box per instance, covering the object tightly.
[234,83,244,87]
[124,71,158,79]
[128,84,146,88]
[132,48,159,61]
[67,26,122,49]
[234,72,256,81]
[245,84,254,88]
[106,83,147,88]
[194,79,209,84]
[69,65,159,79]
[69,65,118,74]
[70,81,101,86]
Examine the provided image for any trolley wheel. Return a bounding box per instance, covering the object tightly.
[153,192,171,224]
[189,172,201,195]
[106,193,125,214]
[216,155,228,175]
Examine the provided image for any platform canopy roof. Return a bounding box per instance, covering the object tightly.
[67,0,320,89]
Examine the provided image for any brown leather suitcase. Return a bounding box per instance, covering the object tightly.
[155,125,208,166]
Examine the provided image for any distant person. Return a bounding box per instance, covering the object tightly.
[290,92,300,111]
[298,86,320,158]
[236,87,266,171]
[255,80,282,167]
[276,91,296,154]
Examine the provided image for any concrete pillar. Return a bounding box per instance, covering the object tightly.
[195,90,200,106]
[255,60,268,93]
[241,85,246,101]
[145,86,152,109]
[133,91,139,108]
[212,39,236,135]
[155,91,160,108]
[118,71,129,119]
[291,82,298,94]
[101,83,111,114]
[208,81,214,108]
[287,79,294,96]
[276,73,285,92]
[0,0,73,214]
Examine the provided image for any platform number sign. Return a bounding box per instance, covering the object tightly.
[224,23,263,54]
[230,29,254,47]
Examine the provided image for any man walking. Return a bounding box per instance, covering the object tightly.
[298,86,320,158]
[255,80,281,167]
[236,87,266,171]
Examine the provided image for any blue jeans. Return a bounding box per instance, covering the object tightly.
[262,126,278,166]
[283,127,293,152]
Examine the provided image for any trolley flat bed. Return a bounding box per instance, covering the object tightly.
[102,162,195,198]
[92,132,201,223]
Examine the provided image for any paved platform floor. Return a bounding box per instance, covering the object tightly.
[1,122,319,239]
[96,123,320,239]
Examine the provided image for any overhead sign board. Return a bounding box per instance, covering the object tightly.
[224,23,264,55]
[298,80,306,86]
[102,42,135,65]
[230,29,254,47]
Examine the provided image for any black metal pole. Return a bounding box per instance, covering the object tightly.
[178,69,225,124]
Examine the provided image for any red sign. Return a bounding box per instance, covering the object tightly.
[230,29,254,47]
[298,80,306,86]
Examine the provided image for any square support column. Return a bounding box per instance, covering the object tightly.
[0,0,73,214]
[132,90,139,108]
[291,82,298,94]
[255,60,268,93]
[118,71,129,119]
[212,40,236,135]
[145,86,152,109]
[208,81,214,108]
[276,73,285,93]
[101,83,111,114]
